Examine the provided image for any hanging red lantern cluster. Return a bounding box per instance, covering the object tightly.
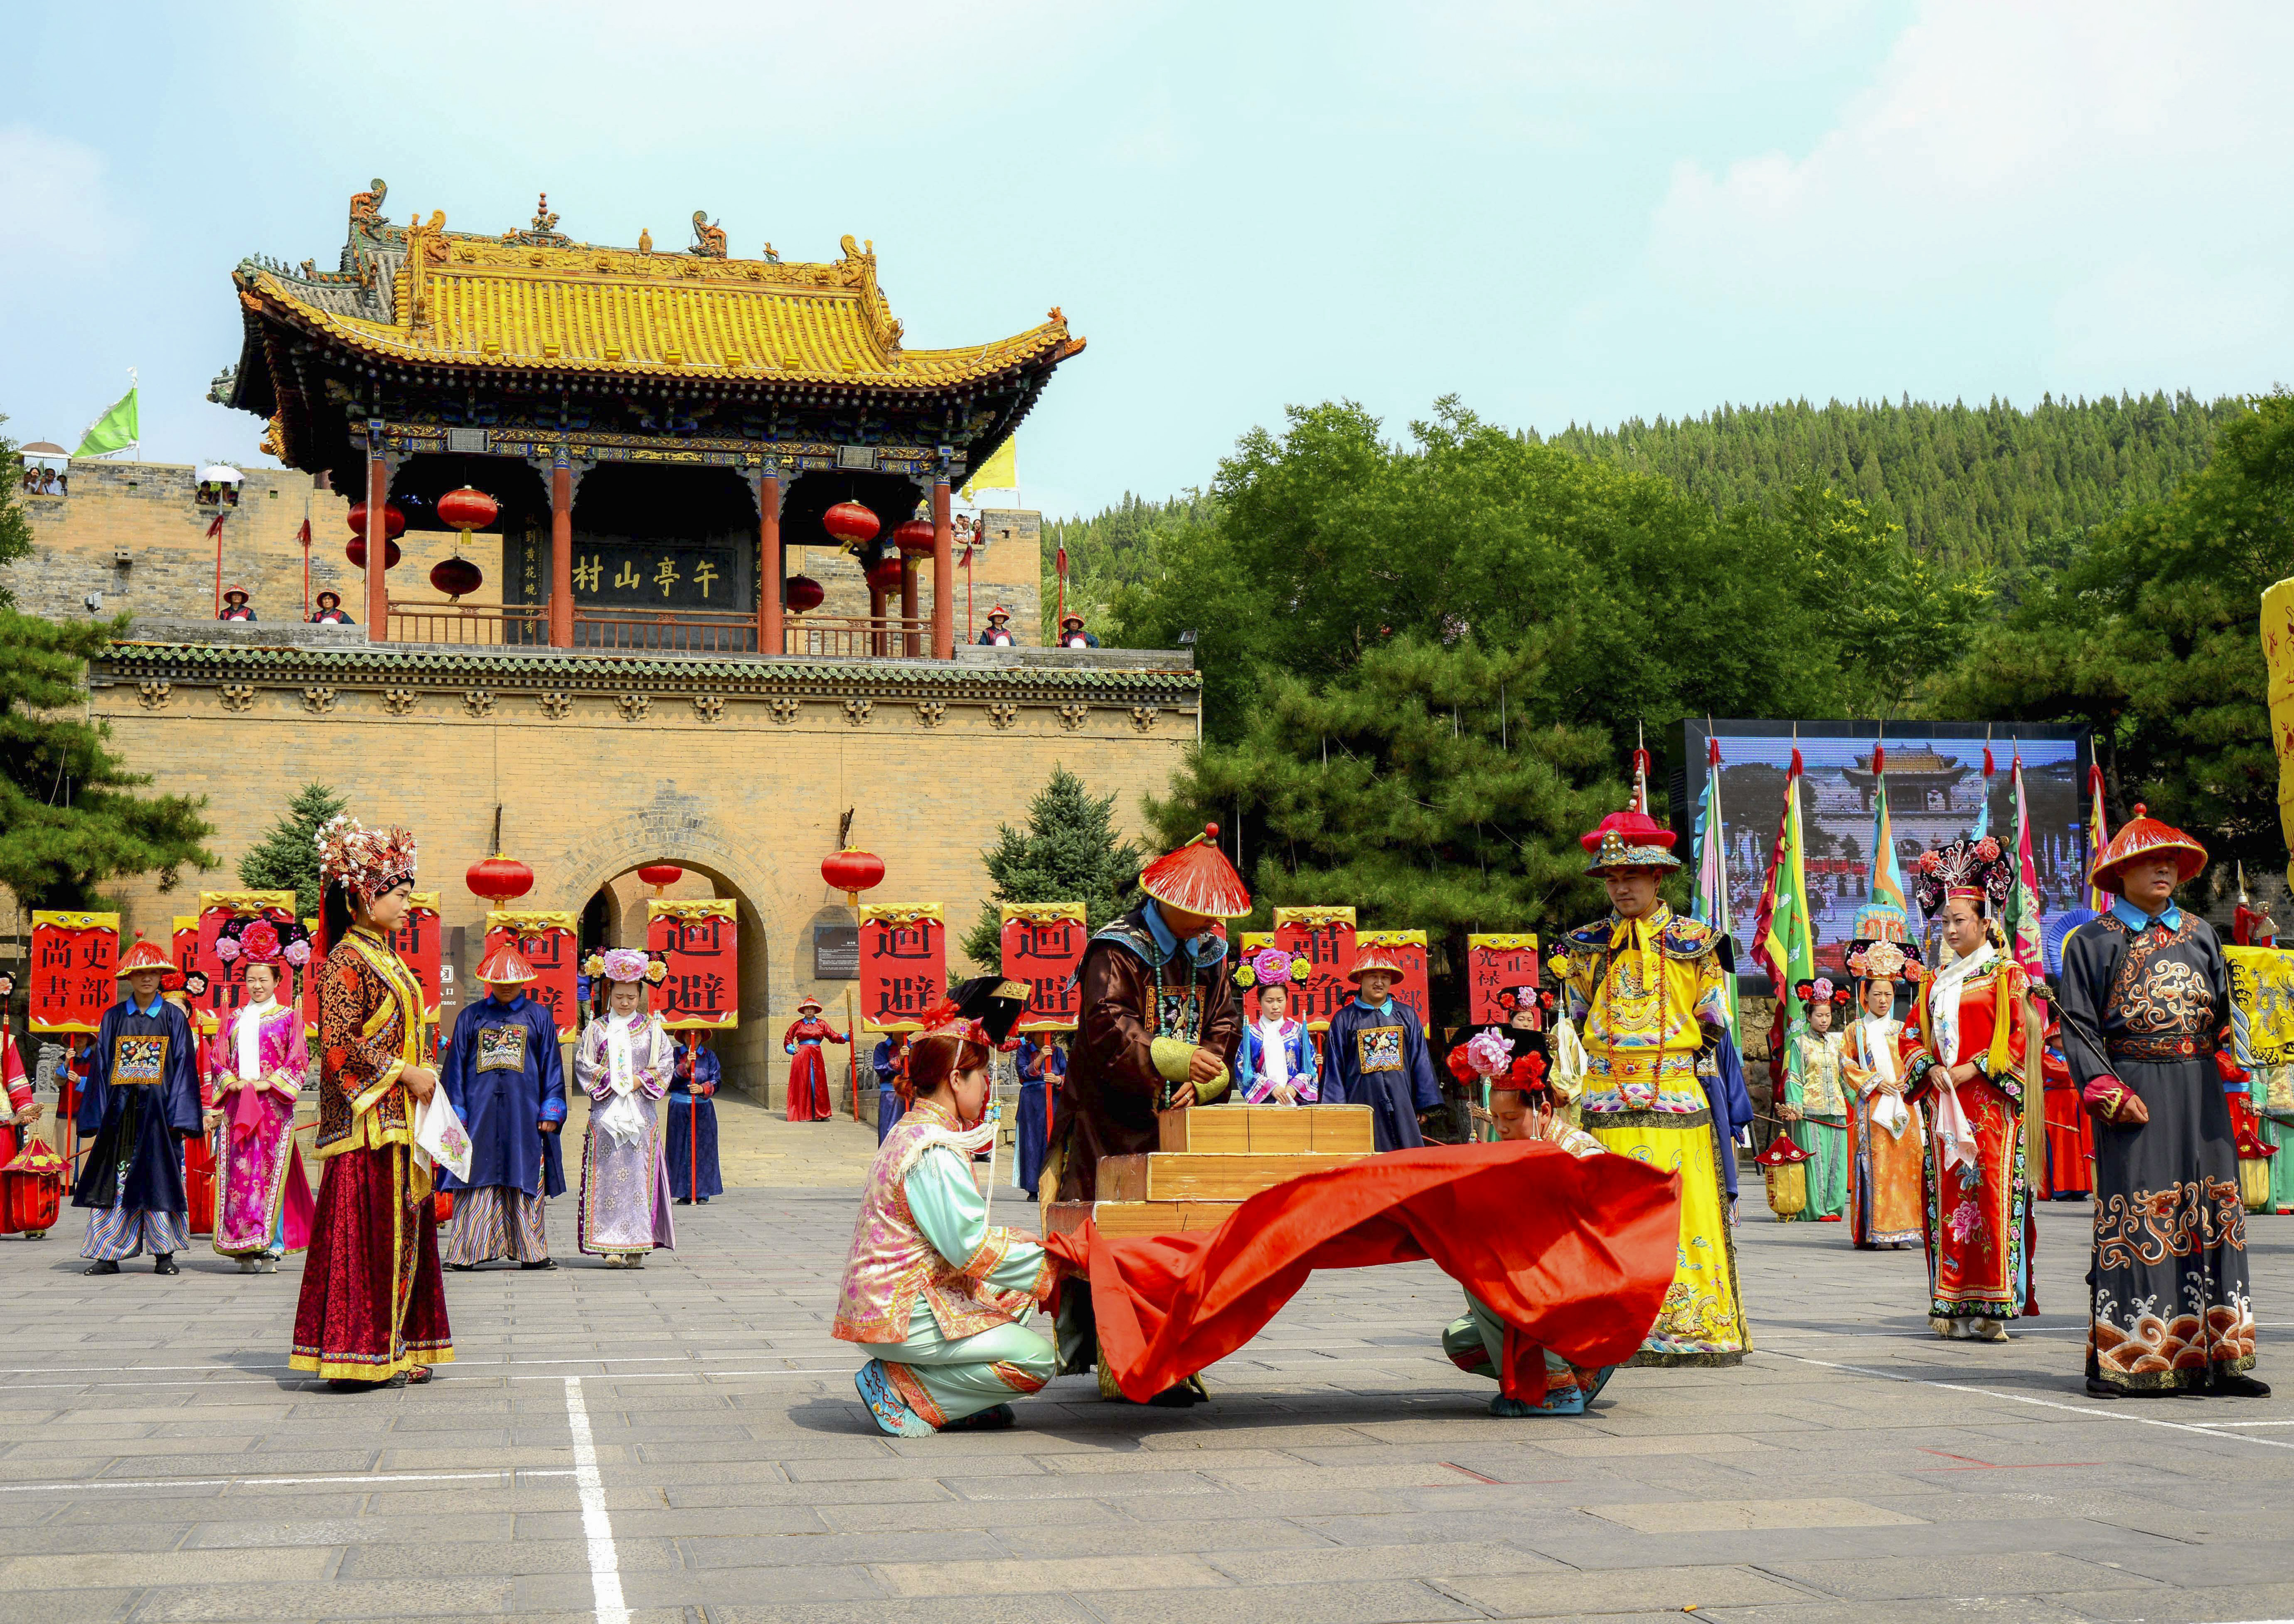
[821,846,884,902]
[346,499,406,571]
[864,552,904,593]
[823,500,879,548]
[466,854,535,906]
[892,517,935,555]
[636,863,684,893]
[785,575,825,615]
[346,534,403,570]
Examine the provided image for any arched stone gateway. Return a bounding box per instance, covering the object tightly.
[73,633,1199,1112]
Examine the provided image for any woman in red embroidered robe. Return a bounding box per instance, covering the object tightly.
[290,814,453,1389]
[1900,836,2038,1343]
[783,996,849,1122]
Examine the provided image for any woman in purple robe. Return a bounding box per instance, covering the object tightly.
[573,949,676,1267]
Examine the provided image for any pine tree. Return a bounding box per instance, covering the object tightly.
[0,608,214,909]
[959,766,1144,970]
[236,782,349,919]
[0,418,34,606]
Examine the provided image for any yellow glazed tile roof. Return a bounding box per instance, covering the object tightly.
[244,225,1081,390]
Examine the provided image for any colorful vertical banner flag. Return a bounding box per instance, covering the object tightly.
[2004,750,2048,982]
[28,912,118,1033]
[1971,743,1996,839]
[1752,747,1815,1022]
[1866,744,1908,912]
[1355,930,1430,1028]
[646,899,739,1029]
[1271,907,1357,1031]
[385,893,442,1023]
[1692,737,1740,1040]
[484,910,581,1036]
[2085,765,2113,913]
[999,903,1086,1031]
[1465,934,1541,1027]
[195,891,300,1034]
[858,905,946,1032]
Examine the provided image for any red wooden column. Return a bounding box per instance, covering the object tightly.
[757,467,783,656]
[549,449,574,649]
[364,428,389,642]
[899,557,920,657]
[930,477,954,659]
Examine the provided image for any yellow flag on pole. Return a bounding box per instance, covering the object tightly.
[960,436,1017,504]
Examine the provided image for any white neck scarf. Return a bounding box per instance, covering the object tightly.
[1256,1017,1291,1088]
[1926,941,1995,1068]
[235,999,277,1080]
[604,1010,638,1095]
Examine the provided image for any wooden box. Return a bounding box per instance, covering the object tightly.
[1157,1102,1373,1154]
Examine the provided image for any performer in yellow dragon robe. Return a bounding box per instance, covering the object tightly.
[1562,807,1749,1367]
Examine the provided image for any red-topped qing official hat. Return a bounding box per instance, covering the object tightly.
[1140,824,1252,920]
[115,934,175,977]
[1347,942,1407,984]
[2088,804,2208,894]
[1580,808,1681,876]
[475,942,537,985]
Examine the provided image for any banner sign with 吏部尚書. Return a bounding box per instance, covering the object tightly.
[485,911,581,1036]
[1466,934,1542,1028]
[859,906,945,1033]
[1000,903,1085,1031]
[1271,907,1357,1032]
[29,912,118,1034]
[647,899,738,1029]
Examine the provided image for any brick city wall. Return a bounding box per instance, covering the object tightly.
[18,460,1039,639]
[58,641,1196,1111]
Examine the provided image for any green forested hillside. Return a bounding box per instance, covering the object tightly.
[1538,391,2242,571]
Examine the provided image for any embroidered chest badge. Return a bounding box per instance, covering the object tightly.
[113,1034,167,1085]
[1358,1026,1404,1073]
[476,1024,529,1074]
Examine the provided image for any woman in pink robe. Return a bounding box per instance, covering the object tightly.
[202,932,316,1272]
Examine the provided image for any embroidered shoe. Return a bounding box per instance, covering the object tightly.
[855,1360,934,1437]
[942,1404,1016,1431]
[1491,1388,1587,1417]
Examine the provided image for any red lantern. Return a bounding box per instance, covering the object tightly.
[636,864,684,893]
[864,554,904,593]
[822,848,885,900]
[785,575,825,614]
[466,855,535,906]
[822,500,879,547]
[347,500,407,541]
[429,557,484,600]
[436,487,500,536]
[346,534,404,570]
[892,517,936,555]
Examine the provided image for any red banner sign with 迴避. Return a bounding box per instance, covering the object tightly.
[1466,933,1542,1029]
[859,906,946,1033]
[1271,907,1357,1032]
[1356,929,1430,1029]
[1000,903,1086,1032]
[647,900,739,1029]
[29,912,119,1034]
[485,911,581,1036]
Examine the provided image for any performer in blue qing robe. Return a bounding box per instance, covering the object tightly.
[73,936,203,1275]
[1324,944,1440,1151]
[667,1031,723,1204]
[440,942,566,1270]
[874,1032,909,1144]
[1014,1034,1065,1198]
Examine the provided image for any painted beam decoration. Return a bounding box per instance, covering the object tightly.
[28,912,119,1034]
[647,899,739,1029]
[859,905,946,1033]
[194,892,300,1033]
[1000,903,1086,1031]
[386,893,443,1023]
[1356,929,1431,1029]
[485,910,582,1036]
[1465,933,1543,1028]
[1271,907,1358,1031]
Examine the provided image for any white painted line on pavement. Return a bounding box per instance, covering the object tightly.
[1762,1349,2294,1451]
[0,1354,725,1377]
[0,1468,574,1494]
[564,1377,630,1624]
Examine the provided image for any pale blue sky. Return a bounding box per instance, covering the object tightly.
[4,1,2288,519]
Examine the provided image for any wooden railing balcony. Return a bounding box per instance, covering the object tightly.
[386,601,551,646]
[572,606,759,654]
[791,615,932,659]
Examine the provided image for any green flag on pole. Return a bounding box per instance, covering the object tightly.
[1752,745,1816,1026]
[74,377,139,458]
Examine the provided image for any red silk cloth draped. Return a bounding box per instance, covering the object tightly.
[1044,1142,1680,1404]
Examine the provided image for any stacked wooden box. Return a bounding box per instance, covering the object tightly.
[1044,1102,1374,1240]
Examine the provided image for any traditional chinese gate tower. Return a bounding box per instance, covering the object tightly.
[222,185,1083,656]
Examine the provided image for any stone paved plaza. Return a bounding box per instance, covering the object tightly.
[6,1100,2294,1624]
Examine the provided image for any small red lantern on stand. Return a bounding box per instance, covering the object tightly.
[892,517,936,555]
[785,575,825,615]
[823,500,879,549]
[637,863,684,896]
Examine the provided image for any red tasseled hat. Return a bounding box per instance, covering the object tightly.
[2088,803,2208,893]
[1755,1134,1811,1167]
[1347,943,1407,983]
[475,942,537,985]
[1580,808,1681,876]
[1139,824,1252,920]
[115,935,174,977]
